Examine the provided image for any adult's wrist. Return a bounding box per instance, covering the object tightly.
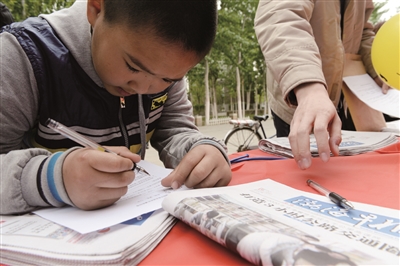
[293,82,328,104]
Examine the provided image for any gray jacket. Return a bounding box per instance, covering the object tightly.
[0,1,227,214]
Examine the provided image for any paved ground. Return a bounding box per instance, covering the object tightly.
[145,118,276,166]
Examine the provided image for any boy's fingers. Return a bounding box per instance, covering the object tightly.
[96,171,135,188]
[161,152,203,189]
[161,164,192,189]
[104,146,141,162]
[86,150,134,172]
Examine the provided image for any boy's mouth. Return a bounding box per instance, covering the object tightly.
[117,87,134,97]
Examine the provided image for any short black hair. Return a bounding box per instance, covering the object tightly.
[0,2,14,27]
[103,0,217,58]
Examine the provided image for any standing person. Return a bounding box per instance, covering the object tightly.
[0,1,14,27]
[254,0,387,170]
[0,0,231,215]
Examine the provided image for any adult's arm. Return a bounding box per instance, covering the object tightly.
[254,1,341,169]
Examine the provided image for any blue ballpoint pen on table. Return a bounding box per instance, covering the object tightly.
[230,153,286,164]
[307,179,354,210]
[46,118,150,175]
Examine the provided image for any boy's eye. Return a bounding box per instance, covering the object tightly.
[126,63,139,73]
[162,78,174,84]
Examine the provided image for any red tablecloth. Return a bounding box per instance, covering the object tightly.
[141,143,400,265]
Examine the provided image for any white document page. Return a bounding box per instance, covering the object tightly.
[343,74,400,118]
[34,160,178,234]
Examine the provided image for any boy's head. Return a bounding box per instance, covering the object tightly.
[0,2,14,28]
[103,0,217,59]
[87,0,217,97]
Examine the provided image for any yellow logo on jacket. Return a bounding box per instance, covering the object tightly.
[151,93,168,110]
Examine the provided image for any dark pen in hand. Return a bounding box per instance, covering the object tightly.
[307,179,354,210]
[46,118,150,175]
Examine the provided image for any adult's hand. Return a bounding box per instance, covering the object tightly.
[63,146,139,210]
[373,76,391,94]
[289,83,342,169]
[161,145,231,189]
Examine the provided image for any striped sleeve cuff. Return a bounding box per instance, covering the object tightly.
[38,148,79,207]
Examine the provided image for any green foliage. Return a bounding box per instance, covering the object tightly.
[187,0,265,112]
[371,0,389,24]
[3,0,74,22]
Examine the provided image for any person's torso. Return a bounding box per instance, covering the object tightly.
[3,17,169,154]
[310,0,370,105]
[268,0,371,123]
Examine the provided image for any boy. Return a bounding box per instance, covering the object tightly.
[0,1,14,27]
[0,0,231,214]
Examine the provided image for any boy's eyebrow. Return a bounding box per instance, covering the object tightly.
[127,54,184,82]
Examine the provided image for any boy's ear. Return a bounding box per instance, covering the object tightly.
[87,0,104,26]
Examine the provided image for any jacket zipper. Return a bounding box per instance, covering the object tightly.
[119,96,129,148]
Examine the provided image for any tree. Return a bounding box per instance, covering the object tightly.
[371,0,390,24]
[193,0,265,122]
[3,0,74,22]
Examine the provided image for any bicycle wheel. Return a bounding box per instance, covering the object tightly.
[224,127,262,154]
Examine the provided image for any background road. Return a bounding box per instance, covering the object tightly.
[145,118,276,166]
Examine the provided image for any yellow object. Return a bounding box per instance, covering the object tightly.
[371,13,400,90]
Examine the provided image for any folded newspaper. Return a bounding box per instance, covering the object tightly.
[162,179,399,265]
[258,130,398,158]
[0,209,175,265]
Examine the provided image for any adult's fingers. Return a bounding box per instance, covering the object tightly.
[328,115,342,156]
[381,83,390,94]
[289,114,313,170]
[313,113,334,162]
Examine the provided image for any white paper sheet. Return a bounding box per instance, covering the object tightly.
[34,160,179,234]
[343,74,400,118]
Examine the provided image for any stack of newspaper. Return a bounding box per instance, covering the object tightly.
[258,130,398,158]
[0,160,178,265]
[162,179,399,265]
[0,210,176,265]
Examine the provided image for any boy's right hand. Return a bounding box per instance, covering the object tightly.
[62,147,138,210]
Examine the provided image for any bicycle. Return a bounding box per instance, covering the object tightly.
[223,115,274,154]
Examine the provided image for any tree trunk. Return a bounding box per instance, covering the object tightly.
[236,52,242,119]
[264,70,268,115]
[246,89,251,111]
[204,59,210,125]
[241,79,245,114]
[254,88,258,115]
[212,85,218,119]
[21,0,26,18]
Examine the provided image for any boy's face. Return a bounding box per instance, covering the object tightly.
[87,1,200,97]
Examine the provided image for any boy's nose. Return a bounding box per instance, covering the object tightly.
[127,74,153,94]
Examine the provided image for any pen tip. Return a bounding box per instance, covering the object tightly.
[137,165,150,175]
[143,169,150,175]
[341,200,354,210]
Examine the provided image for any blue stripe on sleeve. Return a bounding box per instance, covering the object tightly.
[47,152,64,203]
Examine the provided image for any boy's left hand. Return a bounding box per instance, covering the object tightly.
[161,145,231,189]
